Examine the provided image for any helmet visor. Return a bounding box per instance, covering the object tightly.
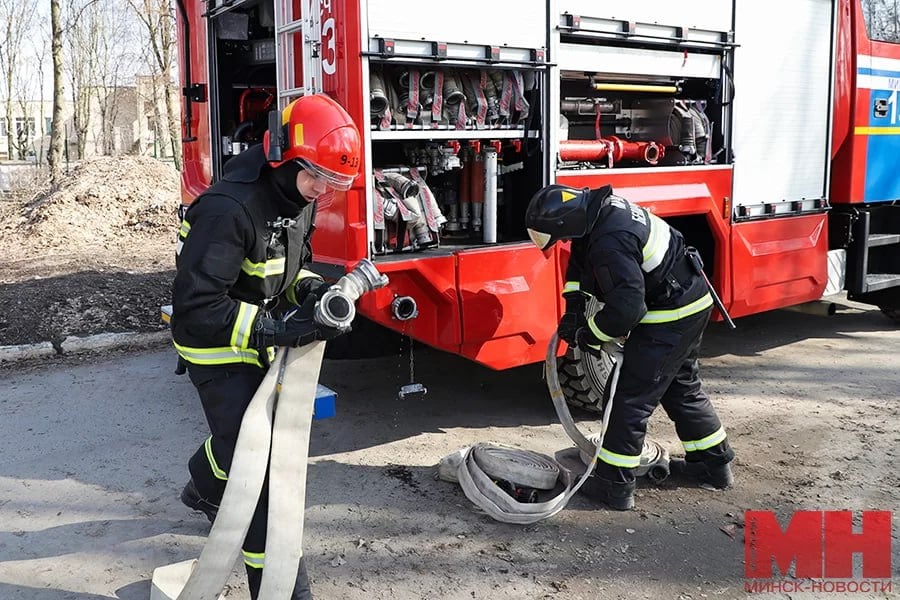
[296,159,356,191]
[527,228,553,251]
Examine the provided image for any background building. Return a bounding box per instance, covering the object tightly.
[0,75,175,164]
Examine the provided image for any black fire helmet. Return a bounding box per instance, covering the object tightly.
[525,184,598,250]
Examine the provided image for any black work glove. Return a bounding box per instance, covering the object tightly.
[253,296,349,348]
[558,292,587,347]
[575,326,603,358]
[293,277,332,306]
[576,327,626,358]
[310,279,334,300]
[254,316,348,348]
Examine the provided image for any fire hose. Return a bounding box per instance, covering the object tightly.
[378,172,432,245]
[150,260,388,600]
[440,334,671,523]
[375,169,446,248]
[439,334,616,523]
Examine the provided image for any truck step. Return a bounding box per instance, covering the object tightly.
[865,273,900,292]
[867,233,900,247]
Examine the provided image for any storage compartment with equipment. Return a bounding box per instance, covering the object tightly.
[205,0,278,179]
[555,8,735,172]
[366,54,546,254]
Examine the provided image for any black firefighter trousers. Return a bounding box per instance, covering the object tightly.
[595,307,734,484]
[185,362,312,600]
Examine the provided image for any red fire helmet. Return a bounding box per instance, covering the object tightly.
[263,94,361,191]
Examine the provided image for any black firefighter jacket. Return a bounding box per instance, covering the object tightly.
[565,188,712,342]
[171,145,320,368]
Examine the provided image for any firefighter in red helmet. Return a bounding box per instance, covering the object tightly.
[171,93,361,600]
[526,184,734,511]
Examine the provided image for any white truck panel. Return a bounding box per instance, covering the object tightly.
[558,43,721,78]
[557,0,734,34]
[366,0,547,49]
[731,0,833,208]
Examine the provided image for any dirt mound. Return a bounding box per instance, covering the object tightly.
[0,155,180,283]
[0,155,181,346]
[8,155,180,251]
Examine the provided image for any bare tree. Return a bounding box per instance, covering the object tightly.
[0,0,37,159]
[65,1,98,159]
[30,20,50,164]
[13,91,34,161]
[63,0,139,158]
[96,2,141,155]
[49,0,65,187]
[128,0,182,169]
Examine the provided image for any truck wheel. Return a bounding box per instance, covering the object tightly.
[556,346,615,413]
[880,305,900,324]
[554,296,614,413]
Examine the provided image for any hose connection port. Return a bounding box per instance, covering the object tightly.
[391,296,419,321]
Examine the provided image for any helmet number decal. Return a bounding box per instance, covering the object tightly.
[340,154,359,168]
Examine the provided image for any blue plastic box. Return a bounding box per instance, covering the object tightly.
[314,384,337,420]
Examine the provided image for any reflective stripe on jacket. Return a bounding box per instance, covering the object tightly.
[566,193,709,339]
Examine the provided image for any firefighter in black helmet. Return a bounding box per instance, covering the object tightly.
[526,184,734,510]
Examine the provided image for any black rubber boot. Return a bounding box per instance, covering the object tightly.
[670,459,734,489]
[292,557,313,600]
[580,475,636,510]
[245,559,313,600]
[180,479,219,523]
[246,565,262,599]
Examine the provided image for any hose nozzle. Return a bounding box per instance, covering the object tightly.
[315,259,390,330]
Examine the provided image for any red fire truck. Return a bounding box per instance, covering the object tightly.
[175,0,900,408]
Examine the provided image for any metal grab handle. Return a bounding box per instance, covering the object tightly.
[685,248,736,330]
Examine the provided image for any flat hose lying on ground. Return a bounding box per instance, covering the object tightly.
[441,333,620,524]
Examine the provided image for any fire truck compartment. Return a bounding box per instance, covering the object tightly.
[730,0,834,217]
[204,0,278,181]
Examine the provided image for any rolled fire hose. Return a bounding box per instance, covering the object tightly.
[381,172,433,245]
[370,70,391,129]
[151,261,388,600]
[440,334,620,524]
[442,72,467,128]
[579,436,671,483]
